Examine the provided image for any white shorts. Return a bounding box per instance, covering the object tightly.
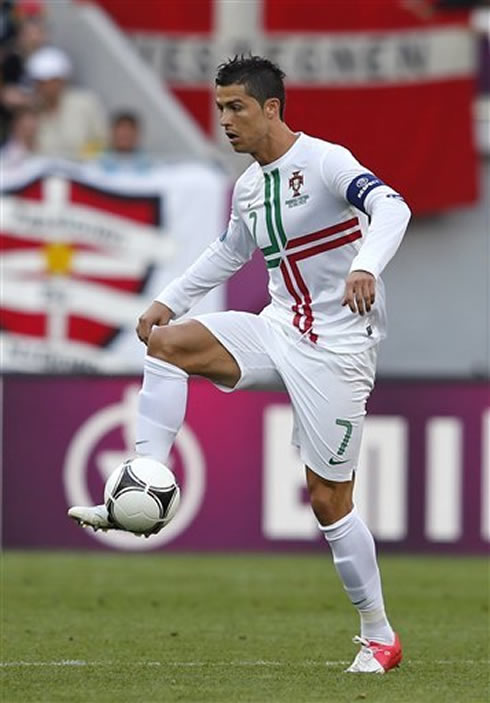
[193,311,377,482]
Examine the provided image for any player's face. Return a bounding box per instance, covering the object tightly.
[216,83,273,154]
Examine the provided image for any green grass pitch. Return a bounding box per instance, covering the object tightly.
[2,552,488,702]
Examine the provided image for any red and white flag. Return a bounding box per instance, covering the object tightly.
[0,161,227,372]
[95,0,478,214]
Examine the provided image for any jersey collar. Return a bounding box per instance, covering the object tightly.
[260,132,304,172]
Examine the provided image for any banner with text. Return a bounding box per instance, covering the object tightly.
[0,159,228,373]
[3,376,489,553]
[95,0,478,214]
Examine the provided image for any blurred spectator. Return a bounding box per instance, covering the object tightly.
[1,4,47,142]
[97,111,153,173]
[26,46,108,160]
[0,104,38,168]
[0,0,17,45]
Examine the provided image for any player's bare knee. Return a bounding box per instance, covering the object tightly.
[311,493,352,526]
[306,470,353,526]
[147,326,187,368]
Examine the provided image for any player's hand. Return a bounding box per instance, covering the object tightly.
[136,301,174,345]
[342,270,376,316]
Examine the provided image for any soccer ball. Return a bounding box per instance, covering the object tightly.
[104,457,180,535]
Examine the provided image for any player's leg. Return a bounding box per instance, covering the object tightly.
[135,319,241,464]
[69,312,282,531]
[68,318,238,531]
[306,467,396,656]
[137,311,285,463]
[306,468,401,673]
[278,344,400,673]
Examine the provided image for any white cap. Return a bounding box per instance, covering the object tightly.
[26,46,72,81]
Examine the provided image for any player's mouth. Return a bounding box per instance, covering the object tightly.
[226,131,240,144]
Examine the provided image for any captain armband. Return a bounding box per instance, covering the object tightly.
[346,172,403,214]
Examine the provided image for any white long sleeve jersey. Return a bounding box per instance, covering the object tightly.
[157,133,411,353]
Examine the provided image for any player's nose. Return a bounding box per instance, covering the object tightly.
[219,109,232,128]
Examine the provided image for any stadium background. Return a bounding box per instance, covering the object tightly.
[1,1,489,701]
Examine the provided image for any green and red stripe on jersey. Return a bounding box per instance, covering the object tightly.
[262,168,362,342]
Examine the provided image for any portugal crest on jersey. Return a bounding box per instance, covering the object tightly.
[286,170,309,209]
[289,170,304,197]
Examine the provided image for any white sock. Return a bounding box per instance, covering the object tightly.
[135,355,188,463]
[320,508,395,645]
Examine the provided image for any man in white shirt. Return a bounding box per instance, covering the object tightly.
[26,46,107,159]
[69,55,411,674]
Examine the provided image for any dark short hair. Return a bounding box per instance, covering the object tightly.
[215,55,286,120]
[111,111,141,128]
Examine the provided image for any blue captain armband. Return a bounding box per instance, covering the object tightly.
[346,172,386,214]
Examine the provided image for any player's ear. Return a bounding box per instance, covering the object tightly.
[264,97,280,119]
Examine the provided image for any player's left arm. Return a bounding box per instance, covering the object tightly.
[342,185,411,315]
[342,269,376,317]
[322,146,411,316]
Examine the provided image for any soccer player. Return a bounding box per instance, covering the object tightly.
[69,55,410,674]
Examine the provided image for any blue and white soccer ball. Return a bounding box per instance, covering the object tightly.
[104,457,180,535]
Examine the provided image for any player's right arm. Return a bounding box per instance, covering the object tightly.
[136,186,255,344]
[137,300,174,344]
